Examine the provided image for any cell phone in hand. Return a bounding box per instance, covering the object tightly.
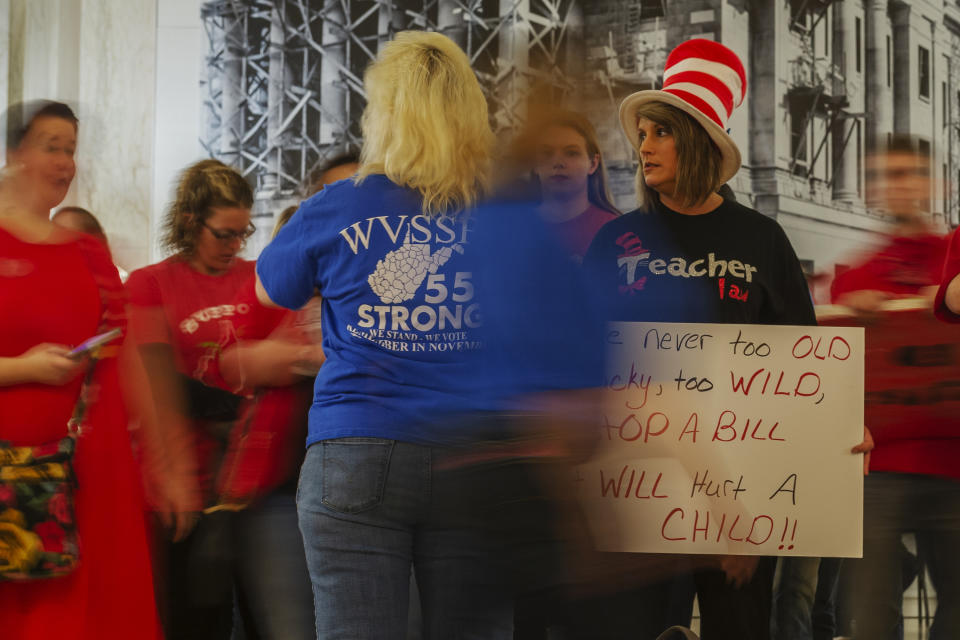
[68,328,122,359]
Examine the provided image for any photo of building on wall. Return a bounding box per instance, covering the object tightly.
[198,0,585,245]
[196,0,960,303]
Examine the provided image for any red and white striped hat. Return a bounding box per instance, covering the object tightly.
[619,38,747,184]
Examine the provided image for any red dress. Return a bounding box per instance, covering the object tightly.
[0,227,160,639]
[831,233,960,480]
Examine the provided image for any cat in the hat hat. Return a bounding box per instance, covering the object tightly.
[619,38,746,214]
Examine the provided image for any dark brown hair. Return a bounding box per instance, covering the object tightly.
[303,149,360,197]
[53,206,105,238]
[161,159,254,255]
[4,100,78,152]
[633,101,722,211]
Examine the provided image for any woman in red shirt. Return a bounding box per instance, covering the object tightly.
[126,159,256,640]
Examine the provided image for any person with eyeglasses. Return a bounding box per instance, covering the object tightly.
[125,158,257,640]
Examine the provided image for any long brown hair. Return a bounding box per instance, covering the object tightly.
[516,108,620,216]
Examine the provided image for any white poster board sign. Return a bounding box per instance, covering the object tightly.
[578,322,864,557]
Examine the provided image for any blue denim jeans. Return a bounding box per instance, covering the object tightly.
[848,472,960,640]
[811,558,843,640]
[237,491,315,640]
[297,438,513,639]
[771,557,818,640]
[771,556,842,640]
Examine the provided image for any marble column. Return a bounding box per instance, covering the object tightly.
[72,0,157,271]
[320,0,346,145]
[745,0,779,211]
[832,2,860,202]
[864,0,893,151]
[891,3,912,135]
[377,1,404,52]
[438,0,467,51]
[264,4,285,195]
[563,1,585,79]
[0,0,11,160]
[498,0,530,130]
[219,7,243,165]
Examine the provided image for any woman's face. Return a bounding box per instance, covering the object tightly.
[191,205,252,275]
[8,116,77,209]
[636,116,679,196]
[534,125,598,200]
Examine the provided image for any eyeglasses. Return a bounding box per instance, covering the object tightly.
[203,221,256,243]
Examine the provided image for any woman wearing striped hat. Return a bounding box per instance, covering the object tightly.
[583,39,819,639]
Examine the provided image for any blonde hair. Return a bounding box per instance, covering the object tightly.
[162,159,254,254]
[633,101,722,211]
[356,31,494,215]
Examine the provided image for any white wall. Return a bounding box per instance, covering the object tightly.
[153,0,205,263]
[72,0,158,272]
[0,0,9,161]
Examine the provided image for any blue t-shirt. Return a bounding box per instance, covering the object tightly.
[258,175,486,446]
[258,177,605,446]
[465,200,606,406]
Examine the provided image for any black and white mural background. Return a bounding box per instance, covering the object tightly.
[201,0,960,289]
[199,0,677,240]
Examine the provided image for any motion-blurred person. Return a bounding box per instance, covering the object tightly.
[583,39,861,640]
[52,206,129,281]
[517,107,620,260]
[52,205,107,243]
[934,185,960,326]
[126,159,256,640]
[837,136,959,640]
[0,101,160,638]
[255,31,518,638]
[501,107,622,636]
[211,209,323,640]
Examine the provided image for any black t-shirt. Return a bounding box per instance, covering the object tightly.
[583,198,816,326]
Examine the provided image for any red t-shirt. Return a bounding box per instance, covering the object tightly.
[126,255,256,390]
[548,204,618,260]
[831,233,947,302]
[215,277,319,501]
[126,255,256,497]
[830,233,960,480]
[227,276,290,345]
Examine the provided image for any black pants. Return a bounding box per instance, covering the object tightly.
[154,519,236,640]
[695,557,776,640]
[518,557,775,640]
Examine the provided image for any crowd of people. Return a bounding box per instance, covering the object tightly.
[1,30,958,640]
